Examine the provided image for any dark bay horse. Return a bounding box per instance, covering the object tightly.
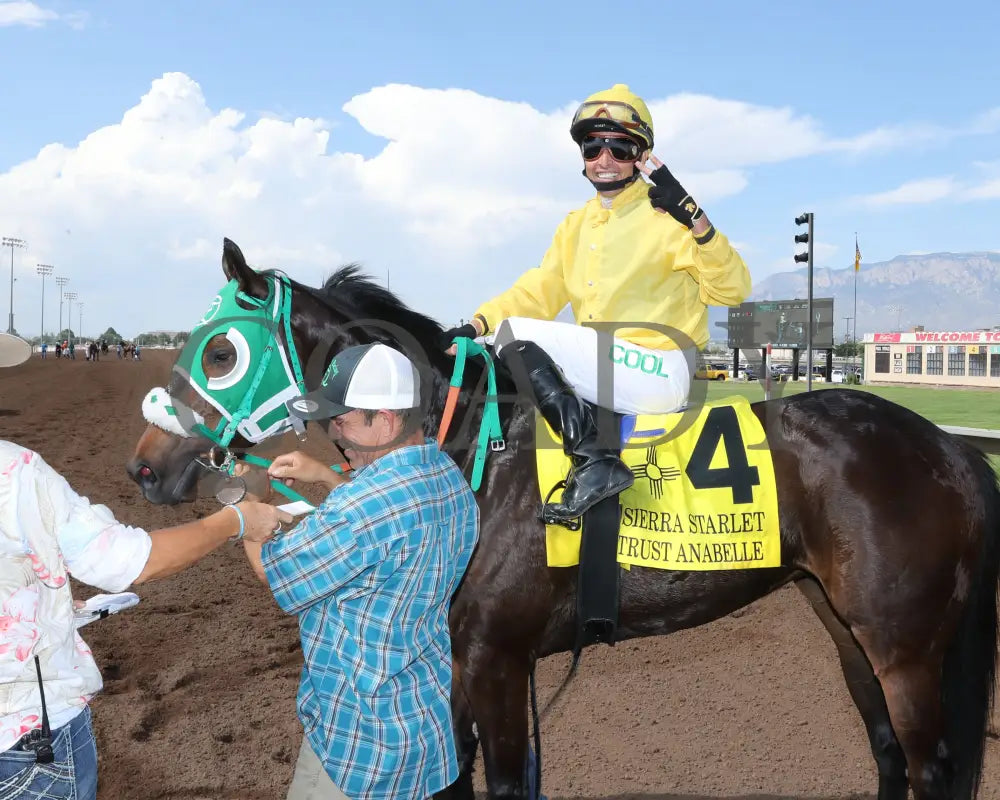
[127,239,1000,800]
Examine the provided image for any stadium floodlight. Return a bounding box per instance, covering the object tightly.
[55,277,69,335]
[37,265,54,343]
[2,237,27,334]
[64,292,78,345]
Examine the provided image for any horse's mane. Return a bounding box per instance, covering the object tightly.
[300,264,446,349]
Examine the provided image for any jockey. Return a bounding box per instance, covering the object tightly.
[442,84,751,525]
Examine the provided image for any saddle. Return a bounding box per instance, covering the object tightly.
[535,396,782,654]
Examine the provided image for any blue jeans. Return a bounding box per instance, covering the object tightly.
[0,706,98,800]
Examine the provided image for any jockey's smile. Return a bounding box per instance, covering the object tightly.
[582,132,640,197]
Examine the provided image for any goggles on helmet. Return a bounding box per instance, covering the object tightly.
[570,100,653,150]
[581,135,641,162]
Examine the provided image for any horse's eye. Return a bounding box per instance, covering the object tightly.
[211,350,231,364]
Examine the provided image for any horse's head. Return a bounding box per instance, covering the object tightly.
[127,237,452,504]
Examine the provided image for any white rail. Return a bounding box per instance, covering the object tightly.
[940,425,1000,456]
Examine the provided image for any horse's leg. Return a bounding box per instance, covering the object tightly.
[796,578,908,800]
[463,644,531,800]
[864,654,955,800]
[433,660,479,800]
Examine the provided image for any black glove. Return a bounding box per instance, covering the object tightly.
[647,164,704,229]
[440,323,477,351]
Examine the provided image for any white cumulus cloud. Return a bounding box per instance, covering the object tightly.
[0,72,995,341]
[857,177,959,207]
[0,1,59,26]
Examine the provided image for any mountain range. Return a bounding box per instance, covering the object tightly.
[709,251,1000,343]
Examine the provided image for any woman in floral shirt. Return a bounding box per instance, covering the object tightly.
[0,334,289,800]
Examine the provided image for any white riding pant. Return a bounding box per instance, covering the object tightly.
[493,317,693,415]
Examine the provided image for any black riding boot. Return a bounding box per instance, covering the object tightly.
[499,340,633,524]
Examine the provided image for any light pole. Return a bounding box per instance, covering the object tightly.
[37,265,53,343]
[842,316,853,345]
[78,302,84,342]
[64,292,77,348]
[55,277,69,337]
[2,237,27,334]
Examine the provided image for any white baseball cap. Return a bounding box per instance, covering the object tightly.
[0,334,31,368]
[286,343,421,420]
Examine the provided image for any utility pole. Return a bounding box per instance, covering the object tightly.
[843,316,853,346]
[64,292,77,348]
[794,213,815,391]
[55,277,69,337]
[37,265,54,343]
[2,237,27,334]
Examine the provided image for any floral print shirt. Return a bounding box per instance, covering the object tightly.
[0,441,151,752]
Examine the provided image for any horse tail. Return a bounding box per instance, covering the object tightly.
[943,449,1000,800]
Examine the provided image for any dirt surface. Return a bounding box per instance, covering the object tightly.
[2,349,999,800]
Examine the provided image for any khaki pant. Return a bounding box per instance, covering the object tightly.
[286,738,349,800]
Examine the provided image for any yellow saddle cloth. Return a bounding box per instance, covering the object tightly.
[537,396,781,571]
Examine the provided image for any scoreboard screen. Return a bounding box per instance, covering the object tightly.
[727,298,834,349]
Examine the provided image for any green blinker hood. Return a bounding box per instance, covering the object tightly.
[172,275,305,445]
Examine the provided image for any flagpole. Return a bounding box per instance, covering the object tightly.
[853,233,859,378]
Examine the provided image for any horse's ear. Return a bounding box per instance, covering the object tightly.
[221,237,268,299]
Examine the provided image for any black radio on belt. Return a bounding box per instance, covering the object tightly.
[20,656,55,764]
[19,727,54,764]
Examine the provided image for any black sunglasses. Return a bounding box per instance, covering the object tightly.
[581,135,641,162]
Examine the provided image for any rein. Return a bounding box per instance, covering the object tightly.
[437,336,504,492]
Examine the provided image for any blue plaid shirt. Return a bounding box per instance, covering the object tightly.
[261,439,479,800]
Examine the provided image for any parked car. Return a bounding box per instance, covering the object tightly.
[695,363,728,381]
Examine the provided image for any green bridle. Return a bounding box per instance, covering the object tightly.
[180,272,307,447]
[142,272,338,505]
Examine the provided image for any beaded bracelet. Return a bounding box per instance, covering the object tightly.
[224,504,246,542]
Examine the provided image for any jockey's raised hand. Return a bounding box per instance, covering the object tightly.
[636,155,713,240]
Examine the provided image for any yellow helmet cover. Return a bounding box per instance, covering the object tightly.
[570,84,654,150]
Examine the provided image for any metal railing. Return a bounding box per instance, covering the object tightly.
[940,426,1000,456]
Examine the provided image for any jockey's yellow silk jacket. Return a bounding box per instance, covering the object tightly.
[474,177,752,351]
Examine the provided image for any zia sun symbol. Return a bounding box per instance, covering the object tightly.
[631,446,680,500]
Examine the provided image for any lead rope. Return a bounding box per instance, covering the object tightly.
[436,336,504,491]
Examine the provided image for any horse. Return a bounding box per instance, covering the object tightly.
[127,239,1000,800]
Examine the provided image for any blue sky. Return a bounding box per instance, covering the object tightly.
[1,0,998,339]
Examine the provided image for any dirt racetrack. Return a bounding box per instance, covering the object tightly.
[2,349,999,800]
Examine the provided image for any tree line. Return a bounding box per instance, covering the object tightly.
[22,328,191,347]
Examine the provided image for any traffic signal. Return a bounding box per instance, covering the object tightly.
[794,212,812,264]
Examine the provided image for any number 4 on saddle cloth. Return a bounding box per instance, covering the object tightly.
[537,396,781,572]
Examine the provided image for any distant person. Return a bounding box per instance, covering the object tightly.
[116,342,123,359]
[133,344,140,361]
[0,333,290,800]
[40,342,47,359]
[54,342,62,359]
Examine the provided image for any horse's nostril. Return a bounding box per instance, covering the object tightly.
[127,459,158,487]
